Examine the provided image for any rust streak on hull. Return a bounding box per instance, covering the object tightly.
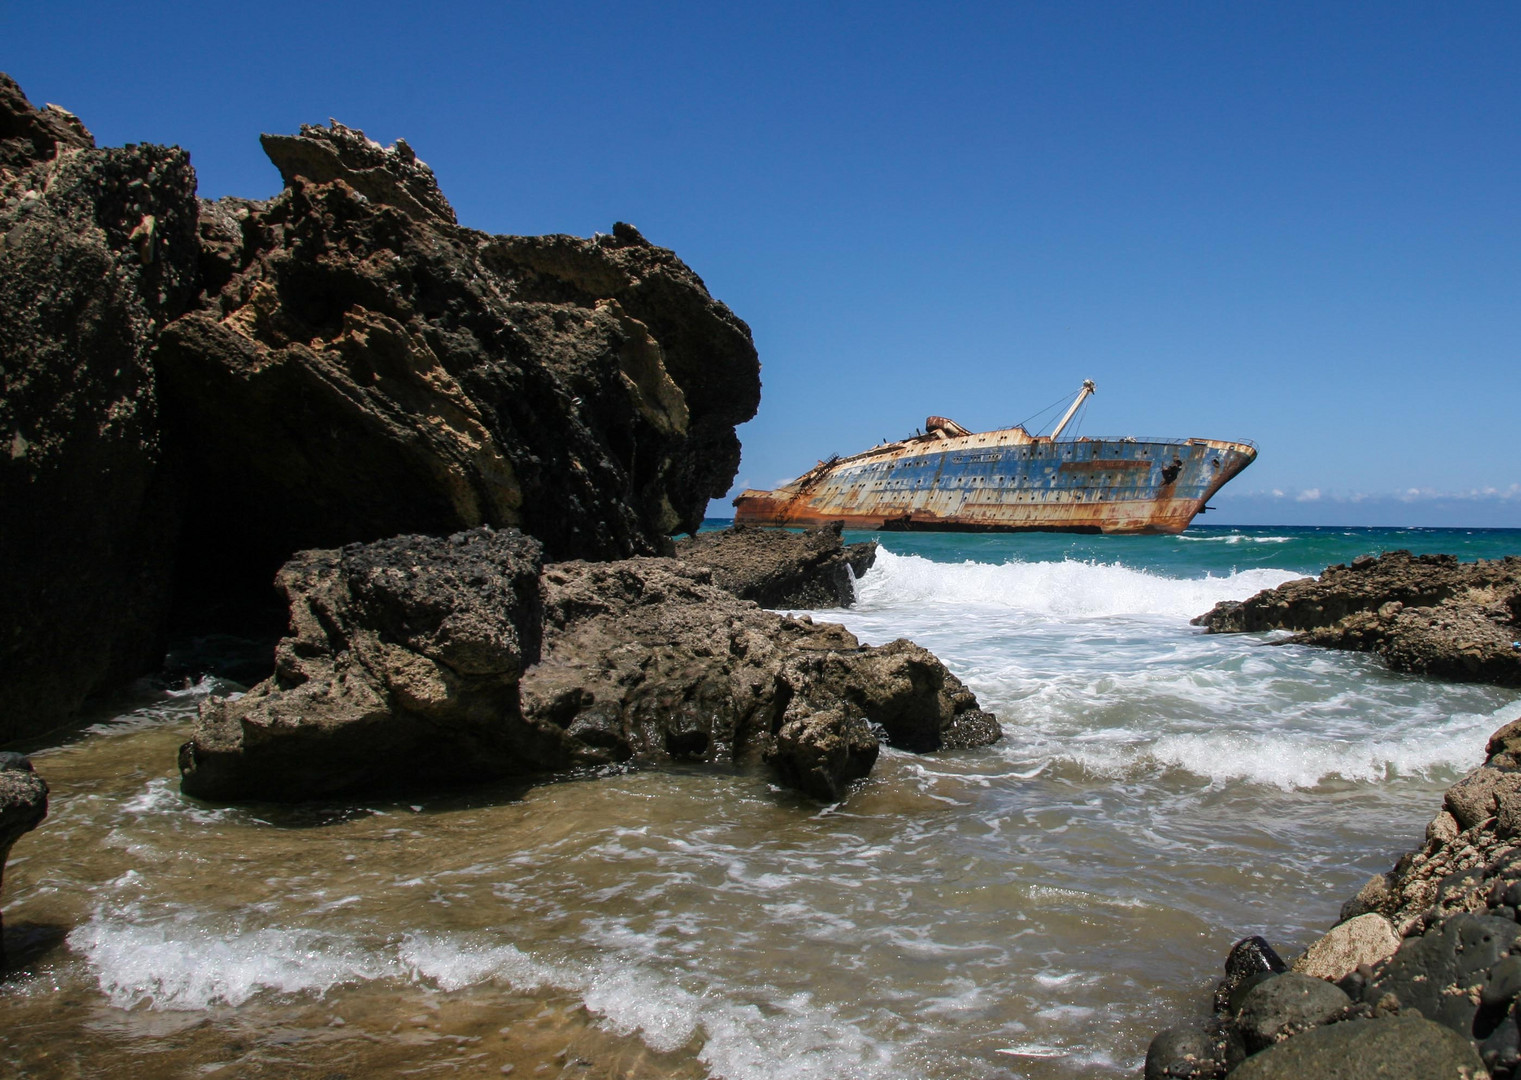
[733,416,1256,536]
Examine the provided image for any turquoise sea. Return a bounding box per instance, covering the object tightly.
[3,522,1520,1078]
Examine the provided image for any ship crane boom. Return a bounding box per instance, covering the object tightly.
[1050,379,1096,440]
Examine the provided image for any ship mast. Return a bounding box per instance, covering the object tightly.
[1050,380,1096,440]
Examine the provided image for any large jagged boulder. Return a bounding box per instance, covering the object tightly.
[0,73,200,744]
[1193,551,1521,687]
[0,752,48,970]
[522,557,1000,799]
[180,529,1001,803]
[674,523,878,608]
[179,528,548,801]
[157,119,760,612]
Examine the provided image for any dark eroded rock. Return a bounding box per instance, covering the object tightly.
[180,532,1000,803]
[0,753,48,970]
[179,528,547,801]
[674,523,877,608]
[1235,972,1351,1052]
[1143,1021,1244,1080]
[1193,550,1521,688]
[1,73,200,743]
[1214,935,1289,1012]
[523,557,1001,801]
[1361,914,1521,1035]
[1227,1016,1487,1080]
[159,120,760,610]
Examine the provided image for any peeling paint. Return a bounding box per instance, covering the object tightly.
[733,418,1256,535]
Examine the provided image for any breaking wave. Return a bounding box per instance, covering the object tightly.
[852,548,1301,619]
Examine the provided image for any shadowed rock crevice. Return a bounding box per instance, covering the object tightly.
[1,74,200,743]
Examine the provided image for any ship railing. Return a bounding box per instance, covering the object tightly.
[1053,434,1258,451]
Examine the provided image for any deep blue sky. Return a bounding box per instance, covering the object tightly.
[8,2,1518,526]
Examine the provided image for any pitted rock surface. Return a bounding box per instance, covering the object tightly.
[180,531,1001,803]
[674,523,877,609]
[1193,550,1521,688]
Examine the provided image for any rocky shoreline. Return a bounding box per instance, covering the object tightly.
[0,71,1000,979]
[1149,552,1521,1079]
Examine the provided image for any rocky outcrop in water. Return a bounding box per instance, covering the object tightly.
[179,528,547,801]
[1,72,760,745]
[1193,551,1521,688]
[0,74,201,745]
[180,528,1001,803]
[673,523,877,608]
[0,752,48,970]
[1146,717,1521,1079]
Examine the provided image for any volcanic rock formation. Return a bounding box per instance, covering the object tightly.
[180,527,1001,803]
[0,73,201,743]
[160,119,759,606]
[0,752,48,971]
[1,73,760,744]
[674,522,878,608]
[1194,551,1521,688]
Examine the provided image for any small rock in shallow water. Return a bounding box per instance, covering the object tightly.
[1143,1021,1243,1079]
[1214,936,1288,1012]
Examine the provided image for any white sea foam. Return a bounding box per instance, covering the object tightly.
[71,918,395,1009]
[852,549,1300,620]
[73,919,903,1080]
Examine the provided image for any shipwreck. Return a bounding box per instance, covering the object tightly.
[732,381,1256,535]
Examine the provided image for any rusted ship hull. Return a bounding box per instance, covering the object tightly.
[733,427,1256,535]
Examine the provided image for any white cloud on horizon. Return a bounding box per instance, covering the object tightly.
[1240,483,1521,504]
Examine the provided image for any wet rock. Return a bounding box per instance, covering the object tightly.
[179,528,548,801]
[1362,914,1521,1033]
[1143,1021,1244,1079]
[1447,767,1521,833]
[1292,913,1402,982]
[523,557,1000,800]
[1226,1016,1488,1079]
[1481,1002,1521,1079]
[673,523,877,609]
[0,72,200,743]
[1214,936,1288,1012]
[0,753,48,970]
[181,532,1000,802]
[1192,550,1521,688]
[1234,972,1351,1052]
